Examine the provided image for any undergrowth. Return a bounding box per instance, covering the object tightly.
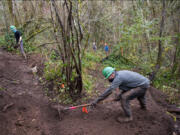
[153,70,180,105]
[42,50,101,104]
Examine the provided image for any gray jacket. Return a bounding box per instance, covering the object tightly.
[96,70,150,102]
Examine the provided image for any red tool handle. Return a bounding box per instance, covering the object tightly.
[64,103,91,110]
[64,99,114,110]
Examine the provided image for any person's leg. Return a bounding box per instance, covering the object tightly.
[20,40,27,59]
[121,96,132,117]
[137,88,147,109]
[117,87,146,122]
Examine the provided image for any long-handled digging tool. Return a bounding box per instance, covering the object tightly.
[64,99,116,111]
[63,103,91,110]
[50,99,116,121]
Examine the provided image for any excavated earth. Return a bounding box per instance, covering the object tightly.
[0,49,179,135]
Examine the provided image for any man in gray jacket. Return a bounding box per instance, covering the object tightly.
[91,67,150,122]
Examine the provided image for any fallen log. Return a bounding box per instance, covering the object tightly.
[167,108,180,114]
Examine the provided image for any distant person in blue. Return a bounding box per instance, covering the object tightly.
[104,42,109,56]
[92,41,97,52]
[10,25,26,59]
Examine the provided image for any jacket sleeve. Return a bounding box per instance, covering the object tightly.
[96,78,123,103]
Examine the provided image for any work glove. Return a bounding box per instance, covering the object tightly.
[14,44,19,49]
[90,99,99,107]
[113,93,122,101]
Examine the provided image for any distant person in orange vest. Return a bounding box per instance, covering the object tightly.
[104,42,109,57]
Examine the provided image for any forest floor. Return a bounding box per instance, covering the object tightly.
[0,48,179,135]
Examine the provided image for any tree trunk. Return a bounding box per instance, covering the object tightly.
[2,0,9,31]
[30,1,36,19]
[7,0,13,24]
[7,0,19,26]
[150,0,166,81]
[23,1,28,21]
[12,1,19,26]
[51,0,83,99]
[171,13,180,78]
[14,1,22,26]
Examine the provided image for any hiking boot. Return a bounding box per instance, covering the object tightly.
[116,116,133,123]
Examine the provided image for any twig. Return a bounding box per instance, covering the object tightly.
[167,108,180,114]
[2,102,14,112]
[166,111,177,122]
[36,42,60,48]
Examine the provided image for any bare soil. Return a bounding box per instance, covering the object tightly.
[0,49,178,135]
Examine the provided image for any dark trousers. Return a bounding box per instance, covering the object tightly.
[121,87,147,117]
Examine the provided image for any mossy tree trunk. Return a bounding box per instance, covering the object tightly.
[51,0,83,99]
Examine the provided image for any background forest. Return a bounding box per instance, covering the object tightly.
[0,0,179,105]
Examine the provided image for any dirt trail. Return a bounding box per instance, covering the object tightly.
[0,49,175,135]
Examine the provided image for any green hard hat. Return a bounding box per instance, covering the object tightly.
[102,67,115,79]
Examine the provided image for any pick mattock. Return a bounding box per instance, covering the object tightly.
[50,99,115,121]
